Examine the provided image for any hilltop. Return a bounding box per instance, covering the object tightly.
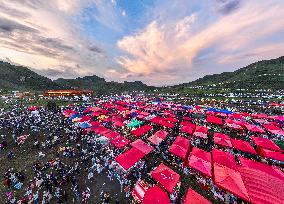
[0,56,283,93]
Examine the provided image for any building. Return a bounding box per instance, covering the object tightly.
[43,90,93,97]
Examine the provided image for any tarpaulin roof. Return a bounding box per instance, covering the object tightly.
[131,139,154,154]
[181,124,196,135]
[79,115,92,122]
[231,139,256,154]
[212,149,237,170]
[188,147,212,178]
[110,136,130,148]
[115,147,145,171]
[183,188,211,204]
[101,130,119,139]
[207,108,233,114]
[142,186,171,204]
[214,133,232,148]
[147,130,168,145]
[207,115,223,125]
[243,124,265,134]
[262,124,284,135]
[78,122,91,129]
[93,126,110,135]
[224,119,242,130]
[89,121,100,127]
[252,136,281,151]
[193,126,208,139]
[131,125,153,137]
[151,163,180,193]
[229,113,244,120]
[252,113,267,119]
[238,157,284,204]
[258,148,284,162]
[169,136,190,160]
[213,163,250,202]
[131,179,150,202]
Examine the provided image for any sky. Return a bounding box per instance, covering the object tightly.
[0,0,284,86]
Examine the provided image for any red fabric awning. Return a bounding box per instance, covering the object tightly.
[193,126,208,139]
[207,115,223,125]
[110,136,130,148]
[238,157,284,204]
[183,188,211,204]
[213,163,250,202]
[169,136,190,160]
[131,139,154,154]
[243,124,265,134]
[231,139,256,154]
[252,136,281,151]
[115,147,145,171]
[151,163,180,193]
[181,124,196,135]
[131,125,153,137]
[147,130,168,145]
[142,186,171,204]
[258,148,284,162]
[212,149,237,170]
[188,147,212,178]
[214,133,232,148]
[262,124,284,135]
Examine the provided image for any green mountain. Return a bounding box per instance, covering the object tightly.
[54,76,154,94]
[0,61,62,91]
[0,56,283,93]
[0,61,153,93]
[171,56,284,92]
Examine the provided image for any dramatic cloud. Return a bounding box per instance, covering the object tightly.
[117,0,284,85]
[0,0,107,79]
[0,0,283,85]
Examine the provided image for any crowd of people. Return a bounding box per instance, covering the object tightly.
[0,95,283,204]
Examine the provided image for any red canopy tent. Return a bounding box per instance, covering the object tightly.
[28,106,38,111]
[251,136,281,151]
[207,115,223,125]
[115,147,145,171]
[188,147,212,178]
[148,130,168,145]
[169,136,190,160]
[93,126,110,135]
[103,130,120,139]
[214,133,232,148]
[131,125,153,137]
[213,163,250,202]
[110,136,130,148]
[151,163,181,193]
[243,124,265,134]
[181,123,196,135]
[193,126,208,139]
[262,124,284,135]
[258,148,284,162]
[142,186,171,204]
[224,119,242,130]
[238,157,284,204]
[212,149,237,170]
[231,139,256,154]
[79,115,92,122]
[131,139,154,154]
[131,179,150,203]
[89,121,100,127]
[183,188,211,204]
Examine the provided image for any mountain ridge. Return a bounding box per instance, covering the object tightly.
[0,56,283,93]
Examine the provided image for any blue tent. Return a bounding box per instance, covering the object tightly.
[69,114,81,120]
[79,122,91,129]
[207,108,233,114]
[182,105,192,110]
